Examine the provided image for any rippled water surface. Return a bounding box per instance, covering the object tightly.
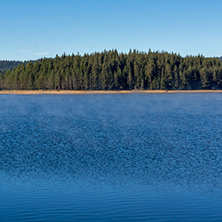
[1,93,222,221]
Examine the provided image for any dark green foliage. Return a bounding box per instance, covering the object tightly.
[0,60,37,73]
[1,50,222,90]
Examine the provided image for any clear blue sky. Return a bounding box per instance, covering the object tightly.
[1,0,221,61]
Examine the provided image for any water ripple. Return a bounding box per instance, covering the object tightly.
[1,94,222,221]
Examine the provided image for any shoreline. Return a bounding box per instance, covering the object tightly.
[1,90,222,95]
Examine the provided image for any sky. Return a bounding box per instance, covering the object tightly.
[1,0,222,61]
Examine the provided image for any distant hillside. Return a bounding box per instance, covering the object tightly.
[0,61,24,72]
[0,60,37,74]
[1,50,222,91]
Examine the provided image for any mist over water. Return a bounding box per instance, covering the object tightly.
[1,93,222,221]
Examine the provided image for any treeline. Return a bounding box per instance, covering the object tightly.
[1,50,222,90]
[0,60,34,73]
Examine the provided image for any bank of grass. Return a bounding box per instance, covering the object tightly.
[1,90,222,94]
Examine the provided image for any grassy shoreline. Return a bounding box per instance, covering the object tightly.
[1,90,222,94]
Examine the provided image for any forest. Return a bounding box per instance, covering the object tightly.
[1,50,222,90]
[0,60,34,73]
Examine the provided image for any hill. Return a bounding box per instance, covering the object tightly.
[1,50,222,90]
[0,60,37,74]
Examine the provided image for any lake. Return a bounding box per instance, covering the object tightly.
[0,93,222,221]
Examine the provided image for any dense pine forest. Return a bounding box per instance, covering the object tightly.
[1,50,222,90]
[0,60,35,73]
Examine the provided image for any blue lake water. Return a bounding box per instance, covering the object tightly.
[0,93,222,221]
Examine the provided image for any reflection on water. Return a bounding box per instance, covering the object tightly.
[0,93,222,221]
